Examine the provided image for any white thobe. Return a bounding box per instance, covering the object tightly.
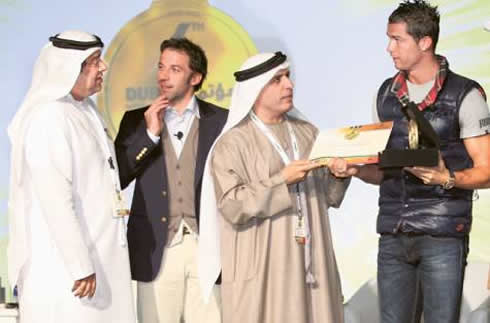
[14,95,135,323]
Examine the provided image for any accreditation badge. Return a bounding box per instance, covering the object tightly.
[114,191,130,217]
[295,220,306,245]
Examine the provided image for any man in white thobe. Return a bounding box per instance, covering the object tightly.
[7,30,135,323]
[198,52,350,323]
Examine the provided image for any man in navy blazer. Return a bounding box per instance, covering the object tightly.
[115,38,227,323]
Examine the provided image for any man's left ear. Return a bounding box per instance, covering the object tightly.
[419,36,433,52]
[191,73,203,87]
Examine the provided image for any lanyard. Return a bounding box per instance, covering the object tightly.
[250,111,299,162]
[250,111,308,243]
[85,102,129,218]
[249,111,315,283]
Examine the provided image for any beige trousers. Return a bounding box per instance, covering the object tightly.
[137,234,222,323]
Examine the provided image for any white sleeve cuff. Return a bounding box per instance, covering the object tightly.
[146,129,160,143]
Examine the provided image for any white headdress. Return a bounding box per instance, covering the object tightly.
[7,30,103,287]
[198,52,307,301]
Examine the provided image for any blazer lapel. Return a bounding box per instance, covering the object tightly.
[194,99,219,188]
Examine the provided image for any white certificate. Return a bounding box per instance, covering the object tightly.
[309,121,393,165]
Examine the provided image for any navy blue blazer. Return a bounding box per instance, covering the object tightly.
[115,98,228,282]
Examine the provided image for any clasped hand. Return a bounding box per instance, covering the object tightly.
[72,273,96,299]
[326,158,359,178]
[404,153,449,185]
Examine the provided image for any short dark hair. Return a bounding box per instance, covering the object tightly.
[160,38,207,91]
[389,0,440,51]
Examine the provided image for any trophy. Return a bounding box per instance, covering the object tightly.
[378,102,439,169]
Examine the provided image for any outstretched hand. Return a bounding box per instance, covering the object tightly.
[281,160,323,185]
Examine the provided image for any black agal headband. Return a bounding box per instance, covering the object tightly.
[234,52,287,82]
[49,34,104,50]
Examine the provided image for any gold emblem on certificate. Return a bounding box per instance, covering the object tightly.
[344,126,361,140]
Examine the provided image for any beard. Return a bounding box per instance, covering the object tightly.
[159,74,194,106]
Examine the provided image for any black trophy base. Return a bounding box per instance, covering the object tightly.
[378,148,439,168]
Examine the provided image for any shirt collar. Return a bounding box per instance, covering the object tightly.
[167,95,200,119]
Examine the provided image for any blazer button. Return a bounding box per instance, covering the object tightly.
[161,217,167,223]
[161,190,167,197]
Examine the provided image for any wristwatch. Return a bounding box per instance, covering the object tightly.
[442,169,455,190]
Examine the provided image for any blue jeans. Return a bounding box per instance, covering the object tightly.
[377,234,468,323]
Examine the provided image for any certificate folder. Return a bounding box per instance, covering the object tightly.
[309,121,394,165]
